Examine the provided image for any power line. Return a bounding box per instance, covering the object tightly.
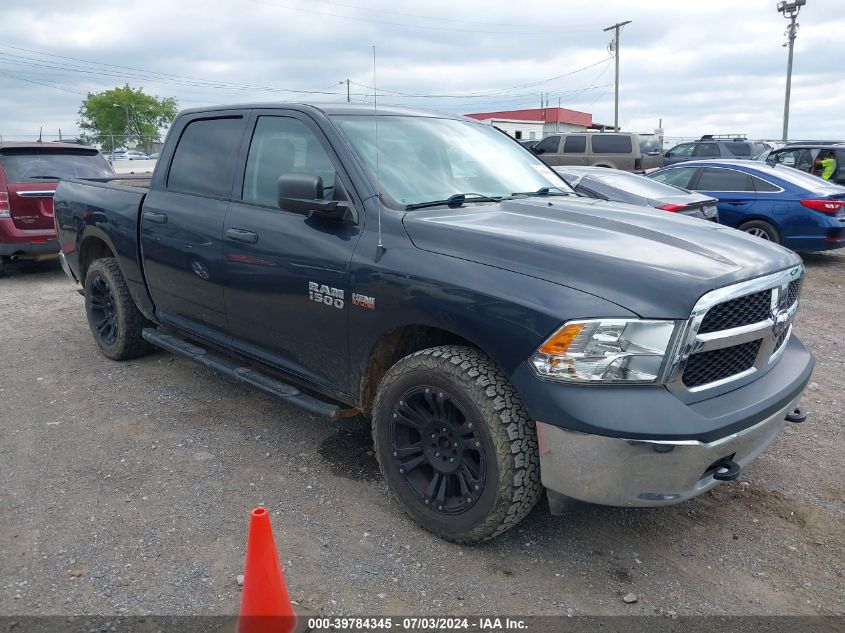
[349,57,613,98]
[0,46,348,96]
[244,0,593,36]
[283,0,601,30]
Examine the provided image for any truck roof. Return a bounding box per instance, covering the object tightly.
[175,102,471,120]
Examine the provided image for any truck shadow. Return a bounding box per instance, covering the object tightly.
[318,416,381,482]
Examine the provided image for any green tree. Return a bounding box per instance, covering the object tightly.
[78,84,177,153]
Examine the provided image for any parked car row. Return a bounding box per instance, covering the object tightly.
[649,160,845,251]
[0,142,115,277]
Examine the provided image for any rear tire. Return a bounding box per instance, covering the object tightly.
[739,220,780,244]
[372,345,542,543]
[84,257,153,360]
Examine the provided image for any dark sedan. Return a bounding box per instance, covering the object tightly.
[554,166,719,221]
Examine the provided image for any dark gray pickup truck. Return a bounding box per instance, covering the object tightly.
[53,103,814,543]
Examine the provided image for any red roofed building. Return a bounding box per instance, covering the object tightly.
[464,107,601,141]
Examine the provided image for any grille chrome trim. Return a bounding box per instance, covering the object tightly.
[665,265,803,398]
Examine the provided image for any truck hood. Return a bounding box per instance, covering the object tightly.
[402,197,801,318]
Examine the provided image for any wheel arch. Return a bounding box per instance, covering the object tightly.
[78,233,117,286]
[359,324,495,415]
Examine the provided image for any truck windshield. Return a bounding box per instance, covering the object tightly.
[331,115,573,208]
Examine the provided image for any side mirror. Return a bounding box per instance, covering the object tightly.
[665,152,674,158]
[277,174,351,223]
[532,147,543,154]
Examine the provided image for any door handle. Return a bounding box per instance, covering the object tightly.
[144,211,168,224]
[225,228,259,244]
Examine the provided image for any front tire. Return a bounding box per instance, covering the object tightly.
[372,346,542,543]
[84,258,153,360]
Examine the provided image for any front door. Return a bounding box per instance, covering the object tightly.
[222,112,364,392]
[141,113,248,335]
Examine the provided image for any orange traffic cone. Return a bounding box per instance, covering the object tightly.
[238,507,297,633]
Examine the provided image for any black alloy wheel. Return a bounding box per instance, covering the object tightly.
[89,275,119,346]
[390,385,486,515]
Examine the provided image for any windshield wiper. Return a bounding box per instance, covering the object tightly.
[405,192,503,211]
[27,175,64,180]
[510,186,574,198]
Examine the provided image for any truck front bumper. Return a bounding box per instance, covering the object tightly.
[511,335,814,508]
[537,393,800,507]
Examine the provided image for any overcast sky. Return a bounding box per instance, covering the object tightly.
[0,0,842,143]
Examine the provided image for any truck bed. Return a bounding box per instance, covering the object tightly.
[53,177,153,316]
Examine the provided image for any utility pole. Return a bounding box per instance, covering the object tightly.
[339,79,351,102]
[777,0,806,142]
[603,20,631,132]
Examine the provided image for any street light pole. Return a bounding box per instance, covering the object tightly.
[603,20,632,132]
[777,0,806,142]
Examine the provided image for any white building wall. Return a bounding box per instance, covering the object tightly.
[542,122,591,135]
[481,119,545,140]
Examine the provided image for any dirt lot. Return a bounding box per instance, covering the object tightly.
[0,254,843,617]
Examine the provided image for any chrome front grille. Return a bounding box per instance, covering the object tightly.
[667,265,803,396]
[682,339,762,388]
[698,290,771,334]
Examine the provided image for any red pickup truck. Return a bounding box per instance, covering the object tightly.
[0,142,114,277]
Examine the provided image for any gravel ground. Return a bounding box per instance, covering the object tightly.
[0,255,842,617]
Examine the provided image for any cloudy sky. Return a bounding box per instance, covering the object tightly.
[0,0,842,143]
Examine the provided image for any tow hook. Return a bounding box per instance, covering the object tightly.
[712,459,741,481]
[785,406,807,424]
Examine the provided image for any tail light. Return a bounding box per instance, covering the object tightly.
[656,203,686,212]
[0,191,9,218]
[634,158,643,170]
[801,199,845,215]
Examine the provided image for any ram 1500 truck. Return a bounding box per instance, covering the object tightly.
[53,103,814,543]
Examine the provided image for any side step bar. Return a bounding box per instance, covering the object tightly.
[141,328,341,419]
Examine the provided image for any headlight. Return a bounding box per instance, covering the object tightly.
[530,319,677,383]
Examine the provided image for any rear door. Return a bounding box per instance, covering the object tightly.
[689,166,757,228]
[0,147,113,231]
[588,134,635,170]
[140,112,248,336]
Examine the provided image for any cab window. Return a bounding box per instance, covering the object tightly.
[242,116,337,207]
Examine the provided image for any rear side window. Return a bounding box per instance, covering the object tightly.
[167,117,244,197]
[725,142,752,157]
[563,135,586,153]
[534,136,561,154]
[692,143,721,158]
[696,167,754,191]
[651,167,697,189]
[590,135,633,154]
[0,148,113,182]
[751,176,780,192]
